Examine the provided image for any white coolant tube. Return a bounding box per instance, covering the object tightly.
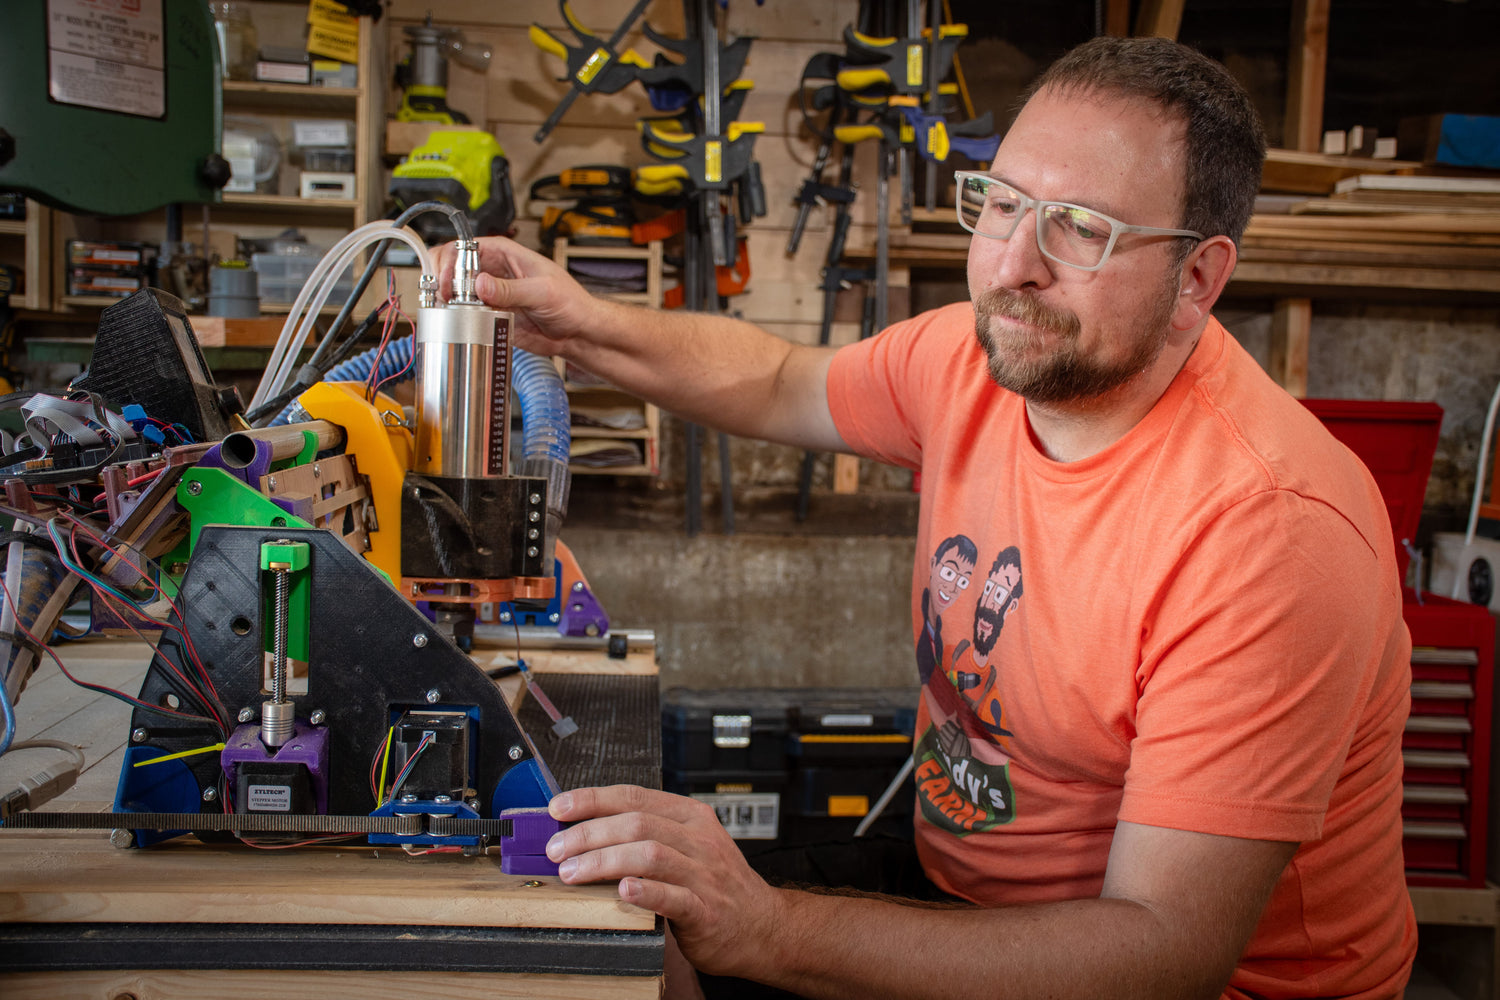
[250,223,435,409]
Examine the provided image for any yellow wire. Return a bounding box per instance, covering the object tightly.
[132,743,226,767]
[376,726,395,797]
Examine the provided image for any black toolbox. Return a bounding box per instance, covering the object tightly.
[662,687,918,851]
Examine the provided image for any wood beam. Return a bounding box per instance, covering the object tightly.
[1133,0,1185,40]
[1284,0,1331,152]
[1268,297,1312,398]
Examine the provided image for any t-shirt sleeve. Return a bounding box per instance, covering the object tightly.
[826,304,972,470]
[1118,489,1405,843]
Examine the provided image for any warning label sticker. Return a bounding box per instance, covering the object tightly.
[692,792,779,840]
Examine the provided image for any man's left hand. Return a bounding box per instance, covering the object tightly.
[547,785,788,978]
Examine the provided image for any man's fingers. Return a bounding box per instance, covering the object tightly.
[619,877,705,925]
[556,838,689,887]
[551,785,715,825]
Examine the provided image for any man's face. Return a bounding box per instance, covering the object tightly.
[966,86,1190,404]
[973,562,1022,656]
[928,549,974,616]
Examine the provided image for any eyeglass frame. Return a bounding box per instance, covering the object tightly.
[952,170,1206,273]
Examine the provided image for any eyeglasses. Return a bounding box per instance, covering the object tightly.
[953,171,1204,272]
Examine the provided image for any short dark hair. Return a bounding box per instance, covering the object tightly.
[934,534,979,566]
[990,545,1023,603]
[1024,36,1266,248]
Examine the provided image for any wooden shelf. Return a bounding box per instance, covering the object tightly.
[222,80,359,112]
[220,193,360,213]
[58,295,126,308]
[0,220,27,236]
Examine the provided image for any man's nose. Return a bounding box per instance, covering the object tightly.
[981,209,1054,290]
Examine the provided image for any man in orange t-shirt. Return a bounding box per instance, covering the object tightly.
[443,34,1415,1000]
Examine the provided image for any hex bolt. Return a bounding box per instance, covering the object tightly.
[202,787,218,802]
[237,707,255,723]
[426,688,441,704]
[109,828,135,850]
[131,727,148,743]
[413,633,429,648]
[507,745,523,761]
[186,480,203,496]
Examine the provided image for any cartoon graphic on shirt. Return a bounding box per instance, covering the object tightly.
[915,534,976,685]
[948,546,1023,740]
[915,544,1023,835]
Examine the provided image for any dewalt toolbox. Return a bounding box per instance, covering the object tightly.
[662,687,918,851]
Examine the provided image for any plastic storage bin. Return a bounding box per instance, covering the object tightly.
[251,247,354,305]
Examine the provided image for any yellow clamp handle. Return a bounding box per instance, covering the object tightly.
[727,122,765,141]
[636,164,689,183]
[834,124,886,144]
[837,67,892,92]
[529,24,568,61]
[850,29,897,48]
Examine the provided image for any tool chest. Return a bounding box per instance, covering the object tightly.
[1401,591,1495,887]
[662,687,918,851]
[1303,398,1497,886]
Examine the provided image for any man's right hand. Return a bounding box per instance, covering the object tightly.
[431,236,608,359]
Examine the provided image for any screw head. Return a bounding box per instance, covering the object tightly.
[202,787,218,802]
[529,493,541,504]
[572,581,585,592]
[528,510,540,522]
[528,528,539,540]
[548,612,559,624]
[267,476,278,490]
[109,828,135,850]
[186,481,203,496]
[131,727,148,743]
[238,707,255,723]
[413,633,428,648]
[313,464,321,478]
[507,745,523,761]
[400,793,418,804]
[434,794,452,804]
[499,611,512,623]
[426,688,441,704]
[309,709,326,725]
[527,547,540,558]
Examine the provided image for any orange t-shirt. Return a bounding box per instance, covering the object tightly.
[827,304,1416,1000]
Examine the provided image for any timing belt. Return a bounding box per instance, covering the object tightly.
[3,812,515,838]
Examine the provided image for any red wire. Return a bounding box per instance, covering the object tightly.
[0,579,218,725]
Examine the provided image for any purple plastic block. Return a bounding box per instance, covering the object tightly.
[219,720,330,813]
[558,581,609,638]
[501,852,562,876]
[501,806,563,856]
[199,438,274,488]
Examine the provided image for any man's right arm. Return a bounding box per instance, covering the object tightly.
[437,237,849,453]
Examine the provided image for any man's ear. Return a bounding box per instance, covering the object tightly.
[1171,235,1237,333]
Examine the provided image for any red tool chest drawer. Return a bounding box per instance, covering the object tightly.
[1401,592,1495,887]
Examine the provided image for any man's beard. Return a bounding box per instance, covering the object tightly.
[972,283,1175,404]
[972,604,1006,657]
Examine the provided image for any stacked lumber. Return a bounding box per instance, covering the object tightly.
[1241,173,1500,292]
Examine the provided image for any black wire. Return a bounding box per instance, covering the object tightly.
[243,304,388,425]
